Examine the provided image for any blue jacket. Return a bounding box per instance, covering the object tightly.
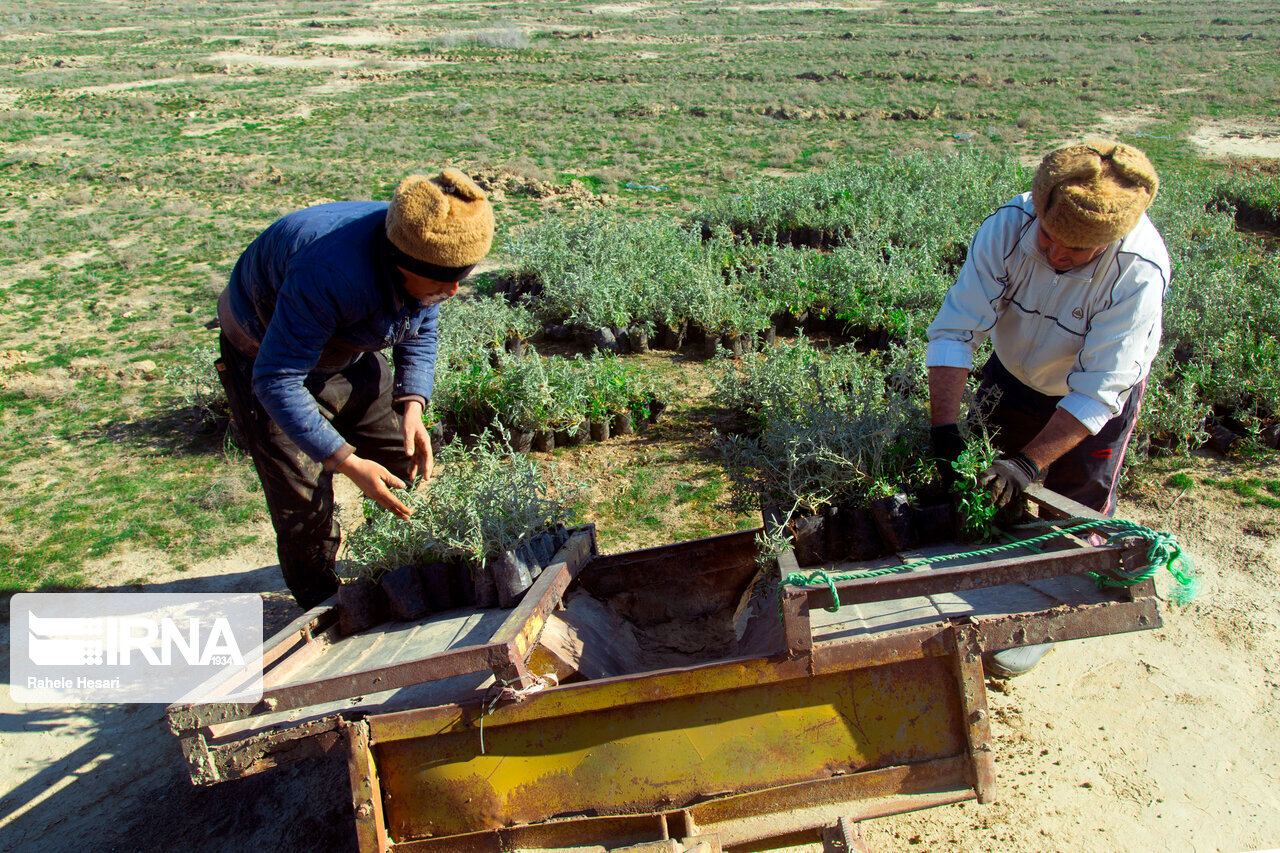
[223,202,438,462]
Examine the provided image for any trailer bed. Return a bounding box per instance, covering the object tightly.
[168,486,1163,851]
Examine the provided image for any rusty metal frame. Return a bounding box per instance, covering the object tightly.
[379,758,974,853]
[345,619,992,851]
[950,624,995,803]
[176,486,1168,849]
[778,486,1160,657]
[346,720,389,853]
[166,528,595,750]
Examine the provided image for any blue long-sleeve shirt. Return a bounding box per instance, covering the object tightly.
[221,202,438,462]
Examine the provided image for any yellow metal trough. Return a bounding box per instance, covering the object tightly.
[169,486,1160,851]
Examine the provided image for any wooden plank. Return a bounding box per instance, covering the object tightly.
[260,599,338,673]
[489,528,597,672]
[529,591,647,681]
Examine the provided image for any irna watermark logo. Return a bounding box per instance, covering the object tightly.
[11,593,263,704]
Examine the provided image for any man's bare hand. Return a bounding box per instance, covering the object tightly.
[401,399,433,483]
[335,453,412,520]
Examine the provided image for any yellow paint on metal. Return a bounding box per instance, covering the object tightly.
[375,657,964,841]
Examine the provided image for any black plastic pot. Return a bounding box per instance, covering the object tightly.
[911,503,955,545]
[421,561,457,612]
[428,422,447,456]
[533,429,556,452]
[790,514,827,566]
[472,564,498,608]
[870,493,915,552]
[380,564,430,622]
[655,321,679,350]
[589,418,610,442]
[509,427,535,453]
[528,531,558,570]
[489,549,533,609]
[338,577,386,636]
[628,326,650,353]
[592,326,620,353]
[613,411,635,436]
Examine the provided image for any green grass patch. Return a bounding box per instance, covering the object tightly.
[1203,476,1280,509]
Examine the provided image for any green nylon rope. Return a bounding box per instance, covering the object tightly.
[782,516,1199,614]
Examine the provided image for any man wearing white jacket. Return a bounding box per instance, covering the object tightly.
[926,140,1170,675]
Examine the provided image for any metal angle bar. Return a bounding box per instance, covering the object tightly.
[391,814,669,853]
[949,624,995,804]
[687,758,972,840]
[168,641,502,731]
[345,720,389,853]
[976,596,1161,652]
[795,544,1146,608]
[809,624,952,674]
[1023,484,1106,521]
[368,653,815,743]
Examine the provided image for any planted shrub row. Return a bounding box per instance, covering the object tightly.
[500,151,1280,457]
[341,434,580,627]
[430,343,666,453]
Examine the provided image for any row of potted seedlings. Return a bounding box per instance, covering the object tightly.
[432,348,667,453]
[339,525,576,635]
[767,488,959,569]
[537,310,903,359]
[337,435,579,634]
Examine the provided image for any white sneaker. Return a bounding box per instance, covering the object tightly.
[984,643,1054,678]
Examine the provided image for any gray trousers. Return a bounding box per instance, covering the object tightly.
[217,334,413,608]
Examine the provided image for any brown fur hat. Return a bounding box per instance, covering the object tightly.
[385,168,494,267]
[1032,139,1159,247]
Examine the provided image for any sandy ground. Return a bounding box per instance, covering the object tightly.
[1,455,1278,852]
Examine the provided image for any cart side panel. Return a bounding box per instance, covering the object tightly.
[373,656,968,841]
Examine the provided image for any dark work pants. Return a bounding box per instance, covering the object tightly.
[216,334,413,609]
[977,354,1145,516]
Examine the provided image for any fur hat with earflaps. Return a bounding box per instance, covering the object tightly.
[1032,139,1159,248]
[385,168,494,268]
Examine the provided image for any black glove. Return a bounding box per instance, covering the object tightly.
[930,423,965,489]
[977,453,1042,508]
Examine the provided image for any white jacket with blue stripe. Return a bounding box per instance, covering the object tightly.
[925,192,1171,435]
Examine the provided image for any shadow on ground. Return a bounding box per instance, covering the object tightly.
[0,698,355,853]
[0,562,355,853]
[75,404,239,458]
